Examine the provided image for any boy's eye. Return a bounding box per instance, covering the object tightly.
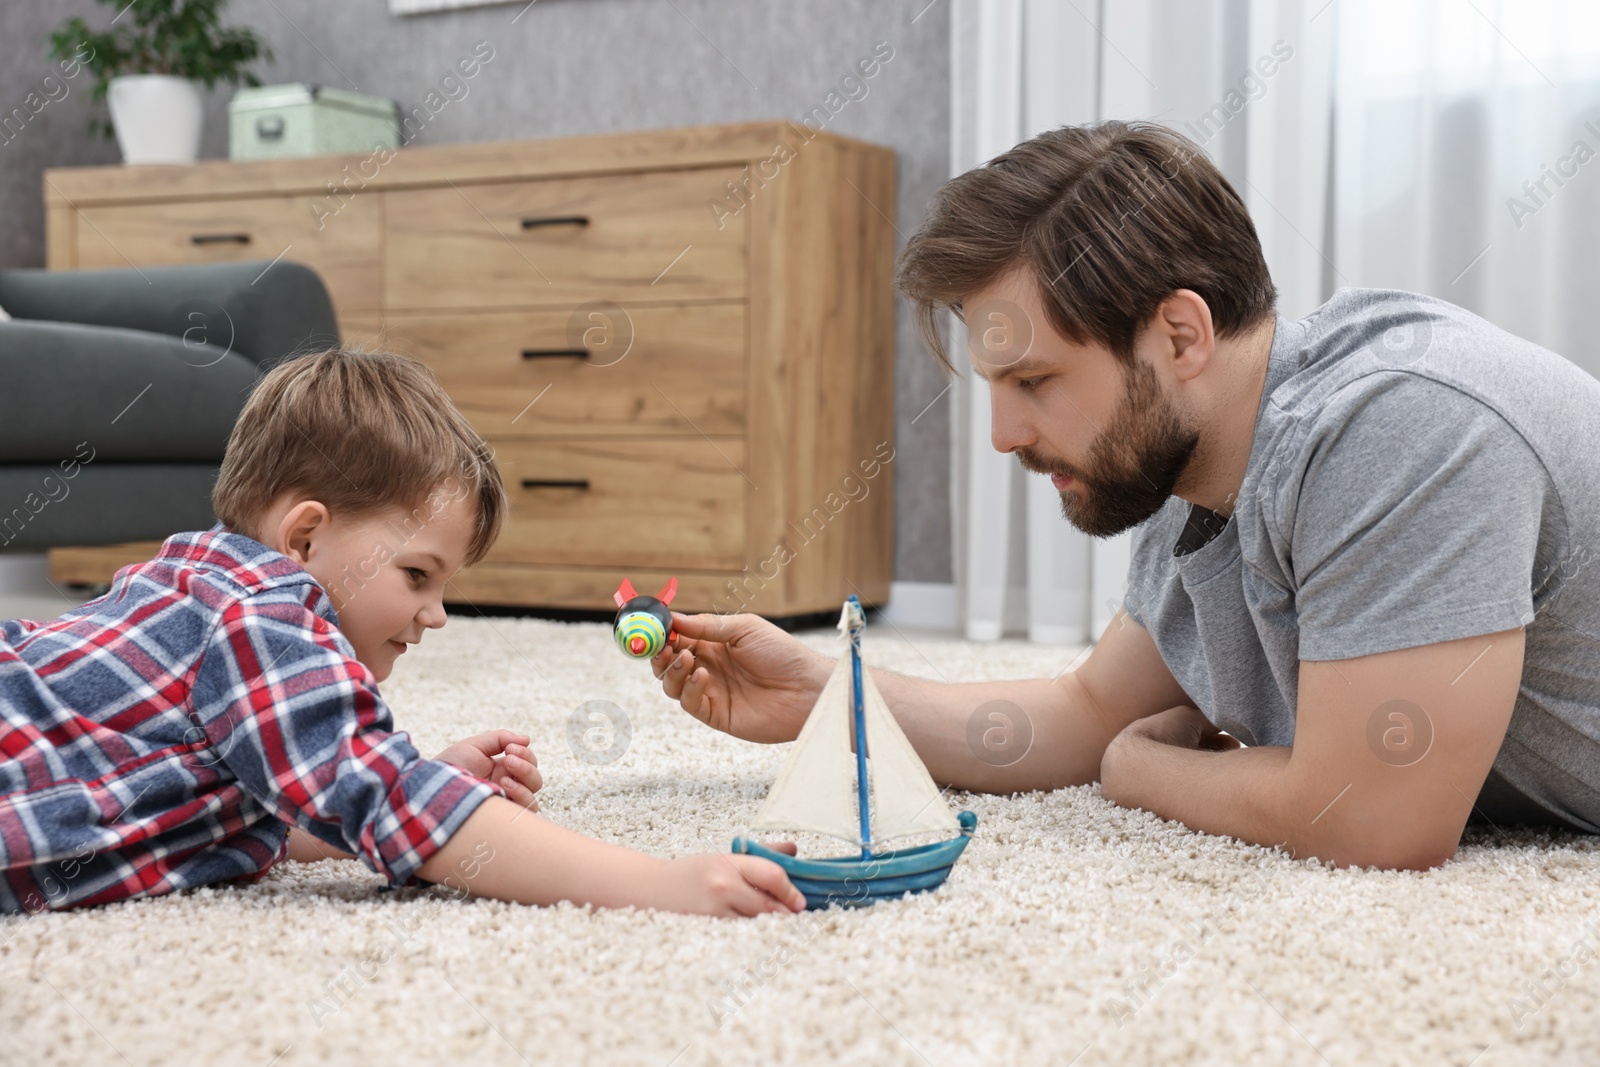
[1017,376,1046,392]
[405,567,428,582]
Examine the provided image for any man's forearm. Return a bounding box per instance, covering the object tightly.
[868,667,1124,794]
[1101,736,1294,845]
[1099,735,1457,870]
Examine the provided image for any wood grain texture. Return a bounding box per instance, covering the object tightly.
[48,542,163,585]
[485,437,747,571]
[42,201,76,269]
[383,168,746,308]
[40,122,897,617]
[71,193,382,311]
[41,120,883,204]
[385,303,746,437]
[444,564,884,616]
[745,132,897,613]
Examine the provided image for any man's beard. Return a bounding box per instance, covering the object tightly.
[1015,357,1200,538]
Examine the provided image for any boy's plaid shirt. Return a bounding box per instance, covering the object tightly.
[0,522,504,915]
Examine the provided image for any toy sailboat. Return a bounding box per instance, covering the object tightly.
[732,596,977,909]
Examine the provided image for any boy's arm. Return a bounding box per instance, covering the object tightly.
[286,730,543,862]
[416,795,804,916]
[190,594,506,886]
[286,825,357,862]
[196,593,802,915]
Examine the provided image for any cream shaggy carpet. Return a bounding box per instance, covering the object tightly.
[4,614,1599,1067]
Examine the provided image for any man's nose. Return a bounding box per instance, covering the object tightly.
[989,388,1034,454]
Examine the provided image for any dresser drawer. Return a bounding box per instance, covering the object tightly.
[387,303,744,437]
[385,167,747,309]
[72,194,381,310]
[486,439,746,570]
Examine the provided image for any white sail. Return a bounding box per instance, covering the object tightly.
[860,664,962,841]
[746,645,866,844]
[746,601,961,847]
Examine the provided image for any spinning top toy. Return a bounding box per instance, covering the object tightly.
[613,577,678,659]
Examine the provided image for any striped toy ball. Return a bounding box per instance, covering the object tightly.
[615,611,667,658]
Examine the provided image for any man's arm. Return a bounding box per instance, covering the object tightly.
[655,606,1195,795]
[1100,626,1525,869]
[868,608,1196,793]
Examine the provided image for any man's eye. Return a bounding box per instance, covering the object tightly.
[1017,376,1046,391]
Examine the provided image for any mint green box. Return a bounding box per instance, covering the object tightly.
[228,84,400,161]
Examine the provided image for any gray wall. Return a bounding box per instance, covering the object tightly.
[0,0,954,585]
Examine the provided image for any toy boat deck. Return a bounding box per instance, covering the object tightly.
[734,810,978,909]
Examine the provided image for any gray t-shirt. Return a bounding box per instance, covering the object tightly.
[1122,288,1600,832]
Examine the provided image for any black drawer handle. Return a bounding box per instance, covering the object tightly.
[521,478,590,490]
[521,348,589,361]
[520,215,589,230]
[190,233,252,245]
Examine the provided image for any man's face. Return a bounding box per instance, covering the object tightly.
[965,268,1200,538]
[272,484,478,682]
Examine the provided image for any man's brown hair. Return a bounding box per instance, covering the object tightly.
[212,347,506,566]
[896,119,1277,373]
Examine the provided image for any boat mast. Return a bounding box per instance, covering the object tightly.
[847,595,872,859]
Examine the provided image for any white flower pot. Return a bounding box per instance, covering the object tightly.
[107,74,204,164]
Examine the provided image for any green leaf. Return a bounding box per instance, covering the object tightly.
[48,0,273,138]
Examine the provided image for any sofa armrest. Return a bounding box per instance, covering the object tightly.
[0,259,340,371]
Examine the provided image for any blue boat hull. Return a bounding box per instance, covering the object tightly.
[733,810,978,910]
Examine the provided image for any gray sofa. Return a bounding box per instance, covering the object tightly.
[0,260,339,550]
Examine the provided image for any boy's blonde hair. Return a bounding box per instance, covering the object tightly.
[213,347,506,567]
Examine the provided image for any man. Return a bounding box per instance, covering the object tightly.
[651,120,1600,870]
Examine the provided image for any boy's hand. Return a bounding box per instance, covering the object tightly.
[435,729,543,811]
[656,843,808,916]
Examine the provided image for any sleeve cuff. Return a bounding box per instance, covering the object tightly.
[367,758,505,888]
[1299,598,1536,661]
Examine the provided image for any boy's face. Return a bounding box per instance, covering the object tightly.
[257,483,478,683]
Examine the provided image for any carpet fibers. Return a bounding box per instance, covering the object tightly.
[3,615,1598,1066]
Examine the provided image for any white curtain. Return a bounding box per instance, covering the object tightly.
[946,0,1333,642]
[1332,0,1600,381]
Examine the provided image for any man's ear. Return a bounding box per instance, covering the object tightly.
[1155,289,1216,383]
[277,500,332,566]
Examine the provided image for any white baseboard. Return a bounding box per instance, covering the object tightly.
[875,580,958,630]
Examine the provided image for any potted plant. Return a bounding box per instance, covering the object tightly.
[49,0,272,165]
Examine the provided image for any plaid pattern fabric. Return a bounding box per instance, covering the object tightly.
[0,522,503,915]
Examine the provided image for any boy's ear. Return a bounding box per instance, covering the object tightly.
[277,500,333,565]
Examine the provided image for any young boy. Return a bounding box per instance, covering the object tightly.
[0,348,804,918]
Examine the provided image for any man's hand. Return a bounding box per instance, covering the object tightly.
[435,729,543,811]
[1117,705,1243,752]
[651,612,833,743]
[1101,705,1240,808]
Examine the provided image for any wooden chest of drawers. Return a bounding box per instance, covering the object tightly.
[43,121,897,617]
